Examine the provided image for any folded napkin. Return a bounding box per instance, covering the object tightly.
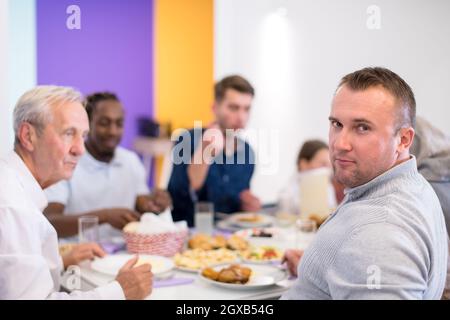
[101,242,126,254]
[124,212,188,235]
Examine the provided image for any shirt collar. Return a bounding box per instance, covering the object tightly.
[344,155,419,201]
[83,148,123,170]
[5,151,48,211]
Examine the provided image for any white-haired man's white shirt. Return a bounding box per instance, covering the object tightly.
[0,152,124,299]
[44,146,150,241]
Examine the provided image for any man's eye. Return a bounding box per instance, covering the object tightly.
[65,130,75,136]
[357,124,370,132]
[331,120,342,128]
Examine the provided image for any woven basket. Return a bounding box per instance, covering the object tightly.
[123,229,189,257]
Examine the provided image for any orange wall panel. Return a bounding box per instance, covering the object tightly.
[155,0,214,131]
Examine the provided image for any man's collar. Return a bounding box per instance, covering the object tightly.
[83,147,123,169]
[344,155,418,200]
[5,151,48,211]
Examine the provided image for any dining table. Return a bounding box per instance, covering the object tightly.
[61,214,314,300]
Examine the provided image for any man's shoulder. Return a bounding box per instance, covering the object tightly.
[115,146,141,162]
[322,202,415,248]
[112,147,146,170]
[113,147,146,178]
[0,160,16,178]
[0,161,25,206]
[335,195,444,251]
[385,172,444,224]
[334,200,389,225]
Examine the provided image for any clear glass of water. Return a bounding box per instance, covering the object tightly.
[194,202,214,235]
[78,216,99,243]
[295,218,317,249]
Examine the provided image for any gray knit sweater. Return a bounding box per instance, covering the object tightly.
[282,156,448,299]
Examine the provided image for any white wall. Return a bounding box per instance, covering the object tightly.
[0,0,10,156]
[0,0,36,156]
[215,0,450,203]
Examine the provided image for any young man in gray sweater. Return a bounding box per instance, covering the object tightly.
[282,67,448,300]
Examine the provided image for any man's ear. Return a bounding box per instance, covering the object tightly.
[17,122,38,152]
[212,101,219,115]
[397,127,415,154]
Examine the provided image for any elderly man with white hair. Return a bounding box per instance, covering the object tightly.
[0,86,152,299]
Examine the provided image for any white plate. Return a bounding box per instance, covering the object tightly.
[175,256,241,273]
[91,254,174,276]
[176,266,202,273]
[234,227,279,239]
[198,263,287,290]
[227,213,274,229]
[216,220,244,232]
[240,257,282,265]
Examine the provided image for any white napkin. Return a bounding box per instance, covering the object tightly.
[135,212,188,235]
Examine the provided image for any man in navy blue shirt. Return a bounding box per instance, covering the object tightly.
[168,75,261,226]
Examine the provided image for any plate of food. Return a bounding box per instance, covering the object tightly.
[187,234,250,251]
[234,228,280,239]
[227,213,275,229]
[199,263,287,290]
[173,248,239,273]
[91,254,174,276]
[239,246,283,264]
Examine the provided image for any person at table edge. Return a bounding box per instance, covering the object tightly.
[0,86,152,299]
[281,67,447,300]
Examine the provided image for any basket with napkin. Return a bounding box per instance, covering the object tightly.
[123,212,188,257]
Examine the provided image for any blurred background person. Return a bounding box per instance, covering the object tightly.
[44,92,171,241]
[277,139,344,217]
[168,75,261,226]
[410,116,450,300]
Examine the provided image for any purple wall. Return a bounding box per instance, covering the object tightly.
[37,0,154,149]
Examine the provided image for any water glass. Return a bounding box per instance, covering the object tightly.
[78,216,99,243]
[194,202,214,235]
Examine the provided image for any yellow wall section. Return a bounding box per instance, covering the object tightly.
[155,0,214,131]
[154,0,213,187]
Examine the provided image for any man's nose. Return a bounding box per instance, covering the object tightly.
[71,134,85,156]
[333,130,352,152]
[237,111,248,127]
[107,123,121,136]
